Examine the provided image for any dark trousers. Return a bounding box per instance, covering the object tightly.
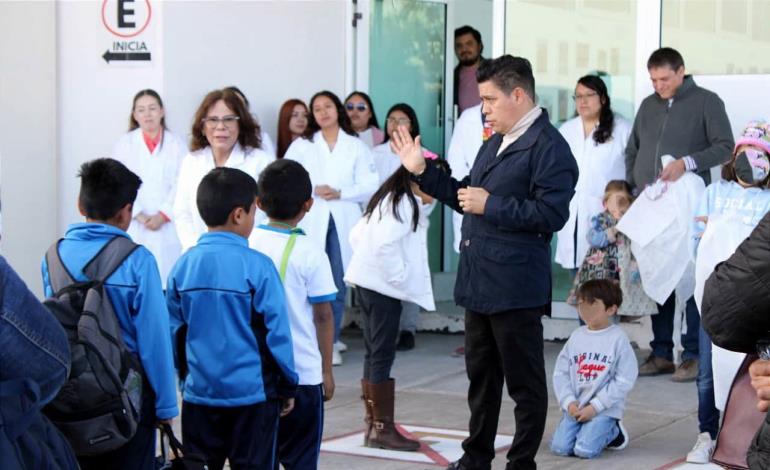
[358,287,402,384]
[275,385,324,470]
[460,307,548,470]
[78,385,157,470]
[651,294,700,362]
[182,400,280,470]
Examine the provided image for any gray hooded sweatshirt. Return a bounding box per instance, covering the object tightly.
[625,75,734,189]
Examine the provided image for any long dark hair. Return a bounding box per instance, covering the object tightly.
[304,91,356,141]
[129,89,166,131]
[576,75,614,145]
[345,91,380,129]
[364,159,451,232]
[382,103,420,143]
[276,99,307,158]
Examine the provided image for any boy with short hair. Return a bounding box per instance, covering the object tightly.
[166,167,297,470]
[42,158,178,470]
[550,279,638,459]
[249,159,336,469]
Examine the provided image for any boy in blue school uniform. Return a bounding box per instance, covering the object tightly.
[249,159,337,470]
[42,158,178,470]
[166,167,298,470]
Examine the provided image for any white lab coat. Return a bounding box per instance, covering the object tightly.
[617,158,705,308]
[372,143,402,185]
[111,128,186,285]
[555,116,631,269]
[173,143,273,251]
[345,195,435,311]
[284,130,378,270]
[693,215,752,410]
[446,104,483,253]
[357,127,385,149]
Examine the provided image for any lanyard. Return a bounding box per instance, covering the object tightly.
[269,222,303,282]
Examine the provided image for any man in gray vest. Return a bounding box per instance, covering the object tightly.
[625,47,733,383]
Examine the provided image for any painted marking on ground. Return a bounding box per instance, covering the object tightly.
[321,424,512,466]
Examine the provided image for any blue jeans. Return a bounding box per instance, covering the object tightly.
[325,216,346,342]
[0,256,70,404]
[651,294,700,362]
[550,412,619,459]
[697,326,720,439]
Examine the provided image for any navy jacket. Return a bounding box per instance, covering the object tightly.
[417,109,578,314]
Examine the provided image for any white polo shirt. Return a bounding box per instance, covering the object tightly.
[249,225,337,385]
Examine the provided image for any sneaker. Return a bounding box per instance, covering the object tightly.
[396,331,415,351]
[607,420,629,451]
[672,358,699,383]
[332,347,343,366]
[334,340,348,353]
[686,432,715,464]
[638,355,675,376]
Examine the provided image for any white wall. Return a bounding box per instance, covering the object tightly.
[162,1,349,146]
[0,1,59,296]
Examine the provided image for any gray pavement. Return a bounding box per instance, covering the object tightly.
[319,327,707,470]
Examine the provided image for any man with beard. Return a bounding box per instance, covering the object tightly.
[454,25,484,116]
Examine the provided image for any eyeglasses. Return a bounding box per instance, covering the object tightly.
[386,117,411,126]
[345,103,368,112]
[572,92,598,102]
[202,115,240,129]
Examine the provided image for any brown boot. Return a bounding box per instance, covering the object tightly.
[361,379,373,446]
[367,379,420,451]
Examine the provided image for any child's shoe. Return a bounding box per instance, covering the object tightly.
[607,420,629,451]
[686,432,715,464]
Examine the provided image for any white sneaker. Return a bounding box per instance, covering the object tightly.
[334,340,348,353]
[332,347,343,366]
[607,420,629,451]
[686,432,715,464]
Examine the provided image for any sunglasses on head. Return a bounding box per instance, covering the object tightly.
[345,103,368,112]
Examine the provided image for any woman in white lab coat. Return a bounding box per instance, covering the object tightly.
[174,88,273,251]
[284,90,379,364]
[345,91,384,149]
[555,75,631,271]
[111,89,186,285]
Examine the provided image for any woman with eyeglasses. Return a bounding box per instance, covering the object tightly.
[276,99,309,159]
[284,90,379,365]
[111,89,186,285]
[173,88,273,251]
[555,75,632,277]
[345,91,385,148]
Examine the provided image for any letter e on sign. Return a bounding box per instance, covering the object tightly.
[102,0,151,38]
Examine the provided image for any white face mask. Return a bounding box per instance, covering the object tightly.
[735,148,770,186]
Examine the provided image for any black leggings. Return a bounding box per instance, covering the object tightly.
[358,287,402,384]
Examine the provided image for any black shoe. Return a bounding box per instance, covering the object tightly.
[607,420,629,450]
[396,331,415,351]
[445,460,489,470]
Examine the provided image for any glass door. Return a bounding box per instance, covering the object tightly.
[368,0,447,272]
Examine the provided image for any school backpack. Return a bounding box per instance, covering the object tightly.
[42,236,145,456]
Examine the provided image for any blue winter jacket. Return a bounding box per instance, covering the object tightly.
[41,223,179,420]
[416,109,578,314]
[166,231,297,407]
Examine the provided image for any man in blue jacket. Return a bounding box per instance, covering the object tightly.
[393,55,578,470]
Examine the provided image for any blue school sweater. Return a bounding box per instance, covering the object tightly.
[166,231,297,407]
[41,223,179,420]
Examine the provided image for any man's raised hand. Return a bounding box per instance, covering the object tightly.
[391,125,426,175]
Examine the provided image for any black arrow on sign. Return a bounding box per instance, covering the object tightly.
[102,50,151,63]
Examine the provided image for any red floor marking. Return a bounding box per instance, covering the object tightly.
[395,423,450,466]
[654,457,686,470]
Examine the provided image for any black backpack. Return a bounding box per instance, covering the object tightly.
[43,236,145,456]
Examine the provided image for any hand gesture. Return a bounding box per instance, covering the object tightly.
[144,213,167,231]
[390,126,426,175]
[322,371,335,402]
[576,404,597,423]
[280,397,295,417]
[457,187,489,215]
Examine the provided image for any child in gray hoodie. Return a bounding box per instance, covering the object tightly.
[551,279,638,459]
